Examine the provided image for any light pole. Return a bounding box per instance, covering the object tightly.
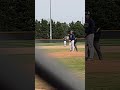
[82,17,83,25]
[50,0,52,40]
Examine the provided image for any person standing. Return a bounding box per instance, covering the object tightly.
[85,11,95,61]
[63,37,67,47]
[94,27,103,60]
[69,31,75,51]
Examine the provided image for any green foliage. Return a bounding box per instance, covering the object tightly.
[35,19,85,39]
[0,0,34,31]
[40,19,49,39]
[86,0,120,30]
[69,21,85,37]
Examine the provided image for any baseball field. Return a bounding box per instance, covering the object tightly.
[0,40,34,89]
[35,41,85,90]
[86,39,120,90]
[35,39,120,90]
[3,40,119,90]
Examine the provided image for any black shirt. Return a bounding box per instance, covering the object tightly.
[94,28,101,41]
[85,18,95,35]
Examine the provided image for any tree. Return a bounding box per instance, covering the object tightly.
[86,0,120,30]
[69,21,85,38]
[40,19,49,39]
[0,0,34,31]
[61,22,69,36]
[35,19,85,39]
[35,20,41,38]
[53,22,64,39]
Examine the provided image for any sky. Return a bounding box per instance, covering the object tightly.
[35,0,85,24]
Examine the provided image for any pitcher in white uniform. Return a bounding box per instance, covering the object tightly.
[69,31,75,51]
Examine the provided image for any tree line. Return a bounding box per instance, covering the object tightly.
[86,0,120,30]
[0,0,34,32]
[35,19,85,39]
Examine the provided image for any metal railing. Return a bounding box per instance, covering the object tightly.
[35,49,85,90]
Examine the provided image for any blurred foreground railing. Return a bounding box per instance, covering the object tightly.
[35,49,85,90]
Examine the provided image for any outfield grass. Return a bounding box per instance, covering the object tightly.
[44,50,85,73]
[1,39,116,47]
[36,42,85,78]
[87,39,120,90]
[58,57,85,72]
[41,48,85,53]
[2,39,117,47]
[86,73,120,90]
[0,40,34,47]
[100,39,120,46]
[94,52,120,61]
[36,39,120,89]
[102,52,120,60]
[0,54,34,63]
[36,39,120,46]
[35,42,85,46]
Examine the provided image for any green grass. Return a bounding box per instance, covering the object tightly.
[58,57,85,72]
[0,40,34,47]
[94,52,120,61]
[102,52,120,60]
[87,39,120,90]
[41,48,85,53]
[37,42,85,78]
[100,39,120,46]
[36,39,120,46]
[36,43,63,46]
[86,73,120,90]
[36,39,120,88]
[0,54,34,64]
[43,48,85,72]
[35,42,85,46]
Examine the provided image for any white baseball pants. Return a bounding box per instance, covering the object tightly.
[70,40,75,51]
[64,41,67,46]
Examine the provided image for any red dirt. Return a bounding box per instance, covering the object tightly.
[86,60,120,73]
[101,46,120,52]
[48,51,84,58]
[37,45,84,49]
[35,75,54,90]
[86,46,120,73]
[35,45,120,89]
[0,47,34,54]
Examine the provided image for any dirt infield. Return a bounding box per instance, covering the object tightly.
[86,46,120,73]
[35,45,85,90]
[36,45,120,74]
[36,45,85,58]
[101,46,120,52]
[86,60,120,73]
[37,45,84,49]
[0,47,34,54]
[35,45,120,89]
[35,75,54,90]
[48,51,84,58]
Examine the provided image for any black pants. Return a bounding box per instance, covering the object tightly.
[74,42,78,51]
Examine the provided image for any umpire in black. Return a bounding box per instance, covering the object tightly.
[94,27,103,60]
